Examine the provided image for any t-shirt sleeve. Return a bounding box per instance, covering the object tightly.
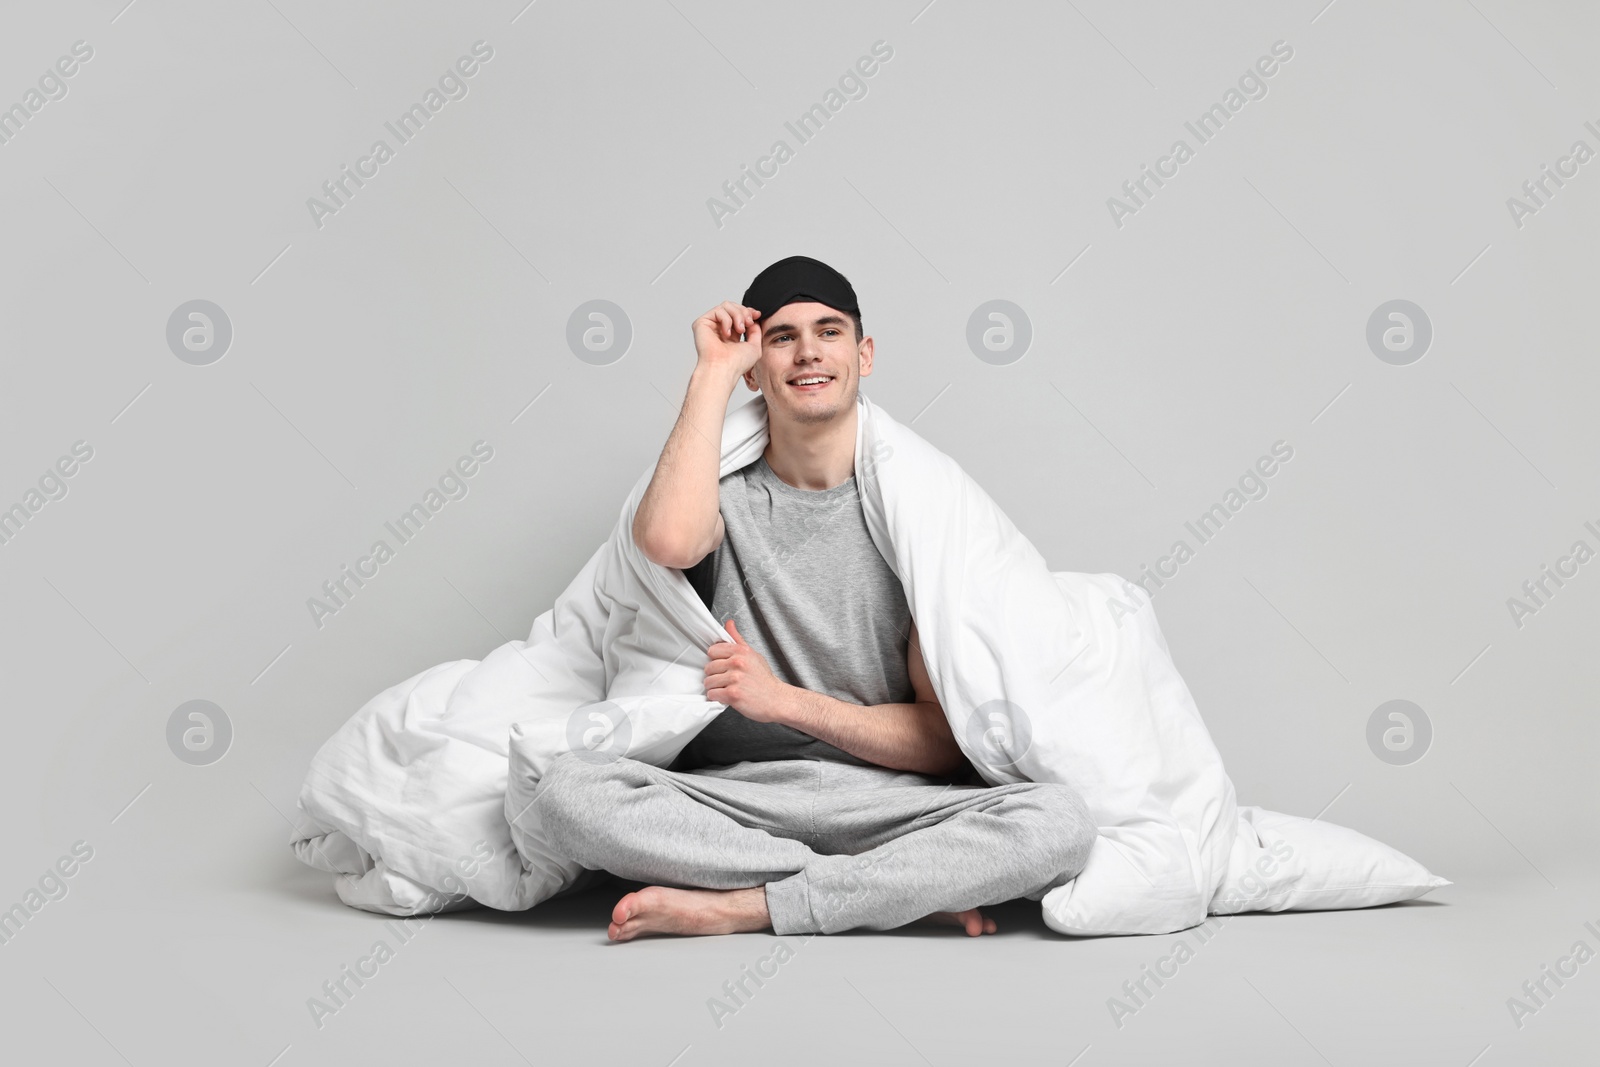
[681,550,716,612]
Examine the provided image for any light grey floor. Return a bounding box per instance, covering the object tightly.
[4,849,1594,1066]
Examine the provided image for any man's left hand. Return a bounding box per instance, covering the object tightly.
[705,619,793,724]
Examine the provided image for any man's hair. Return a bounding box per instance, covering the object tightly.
[847,310,863,345]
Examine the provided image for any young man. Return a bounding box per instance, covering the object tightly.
[535,256,1096,941]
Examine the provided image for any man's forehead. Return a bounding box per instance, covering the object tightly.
[763,301,848,330]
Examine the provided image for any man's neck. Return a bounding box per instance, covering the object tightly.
[762,400,857,491]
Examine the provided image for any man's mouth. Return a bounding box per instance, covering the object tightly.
[787,373,835,393]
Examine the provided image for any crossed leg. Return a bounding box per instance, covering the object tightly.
[532,753,1095,940]
[606,886,996,941]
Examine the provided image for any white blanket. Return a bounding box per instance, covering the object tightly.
[291,392,1441,934]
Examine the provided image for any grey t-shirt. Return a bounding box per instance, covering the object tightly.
[674,453,915,769]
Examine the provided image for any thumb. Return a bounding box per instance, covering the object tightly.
[724,618,748,645]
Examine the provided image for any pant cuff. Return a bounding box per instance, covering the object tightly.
[764,872,818,935]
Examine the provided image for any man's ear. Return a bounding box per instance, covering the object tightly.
[857,335,875,378]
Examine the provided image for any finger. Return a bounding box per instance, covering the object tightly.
[724,619,747,645]
[718,301,747,335]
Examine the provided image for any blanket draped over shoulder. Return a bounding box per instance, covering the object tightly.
[291,392,1442,934]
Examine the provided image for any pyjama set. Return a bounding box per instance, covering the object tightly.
[540,451,1095,932]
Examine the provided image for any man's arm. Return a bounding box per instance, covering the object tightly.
[633,302,763,569]
[705,619,966,777]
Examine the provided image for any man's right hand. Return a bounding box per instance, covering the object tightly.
[692,302,763,380]
[635,302,756,569]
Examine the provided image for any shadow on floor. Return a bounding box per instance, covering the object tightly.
[444,874,1063,939]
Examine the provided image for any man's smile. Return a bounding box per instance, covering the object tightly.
[787,372,835,393]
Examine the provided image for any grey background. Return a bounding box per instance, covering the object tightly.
[1,0,1595,1064]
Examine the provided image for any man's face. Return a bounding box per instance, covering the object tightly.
[743,301,874,425]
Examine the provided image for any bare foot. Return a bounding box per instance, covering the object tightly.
[609,886,771,942]
[918,908,998,936]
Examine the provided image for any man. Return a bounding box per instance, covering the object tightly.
[535,256,1096,941]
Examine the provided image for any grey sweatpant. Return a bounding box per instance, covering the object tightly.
[534,753,1097,935]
